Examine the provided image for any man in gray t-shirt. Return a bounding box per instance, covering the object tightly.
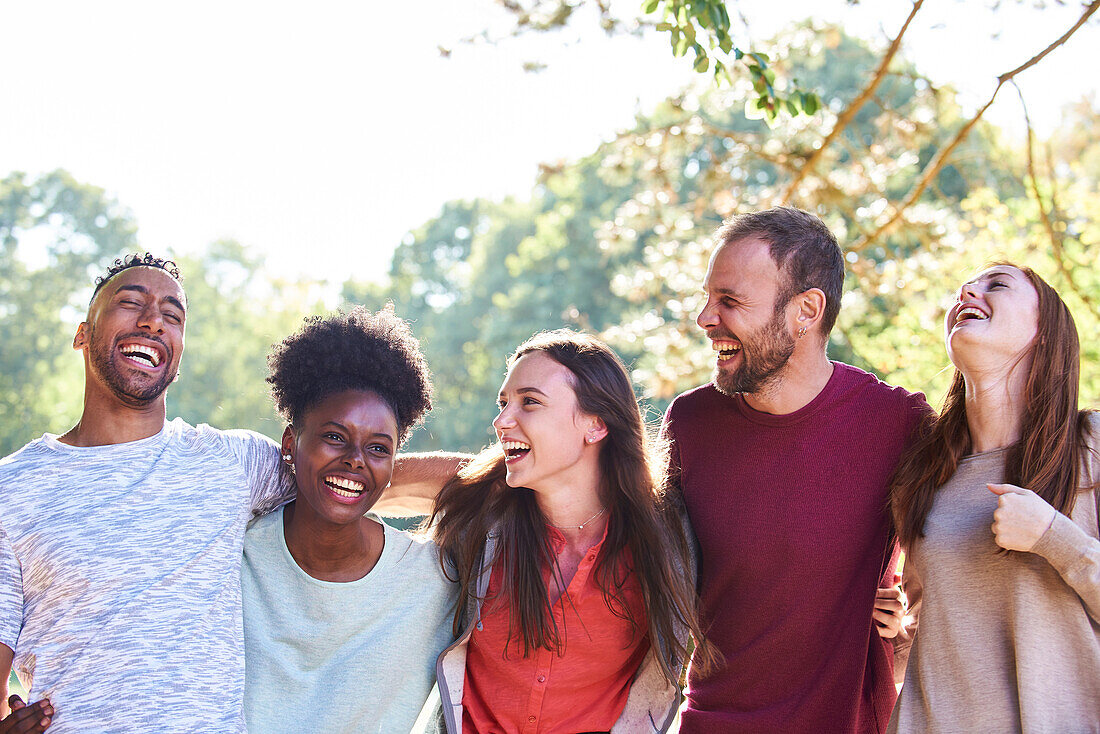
[0,255,291,732]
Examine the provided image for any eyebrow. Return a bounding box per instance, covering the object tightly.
[321,421,394,442]
[500,387,550,399]
[114,284,187,314]
[964,270,1017,287]
[706,285,748,299]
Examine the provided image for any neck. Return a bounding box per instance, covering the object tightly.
[282,502,383,582]
[962,363,1029,453]
[743,347,834,415]
[534,467,606,549]
[60,383,168,447]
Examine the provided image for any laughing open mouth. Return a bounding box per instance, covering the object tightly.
[712,339,742,362]
[954,305,988,326]
[119,342,163,368]
[324,475,365,498]
[502,440,531,461]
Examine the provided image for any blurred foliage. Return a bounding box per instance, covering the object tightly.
[450,0,821,122]
[0,180,327,455]
[0,24,1097,460]
[0,170,138,453]
[353,23,1098,451]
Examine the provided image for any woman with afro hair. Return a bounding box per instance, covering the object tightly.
[241,306,456,733]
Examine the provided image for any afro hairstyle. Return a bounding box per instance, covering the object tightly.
[266,305,433,444]
[91,253,183,305]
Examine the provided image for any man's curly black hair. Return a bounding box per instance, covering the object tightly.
[91,253,183,305]
[266,305,433,445]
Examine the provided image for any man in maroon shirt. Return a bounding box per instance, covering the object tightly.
[664,207,927,733]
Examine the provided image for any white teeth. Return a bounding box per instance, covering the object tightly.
[955,306,989,324]
[325,476,365,496]
[502,441,531,451]
[120,344,161,366]
[711,340,741,361]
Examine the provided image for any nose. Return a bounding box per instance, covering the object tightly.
[959,282,982,302]
[137,303,165,334]
[697,296,719,330]
[342,444,366,471]
[492,404,516,433]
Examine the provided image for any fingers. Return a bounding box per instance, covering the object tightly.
[0,698,53,733]
[872,609,901,638]
[876,586,903,605]
[987,482,1027,496]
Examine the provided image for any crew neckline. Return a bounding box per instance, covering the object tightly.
[732,361,845,427]
[40,420,171,453]
[275,506,394,587]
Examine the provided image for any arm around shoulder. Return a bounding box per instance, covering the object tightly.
[374,452,472,517]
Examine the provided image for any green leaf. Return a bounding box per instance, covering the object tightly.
[734,47,744,60]
[706,3,721,30]
[785,98,799,116]
[804,93,821,115]
[744,98,766,120]
[643,0,660,14]
[674,33,690,57]
[693,46,709,72]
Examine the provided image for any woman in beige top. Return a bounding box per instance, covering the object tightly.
[888,263,1100,733]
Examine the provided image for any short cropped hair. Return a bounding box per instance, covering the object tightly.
[715,207,844,335]
[91,253,183,305]
[266,305,433,444]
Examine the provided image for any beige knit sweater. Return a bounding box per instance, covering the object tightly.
[889,419,1100,734]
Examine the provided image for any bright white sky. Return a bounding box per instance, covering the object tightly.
[3,0,1096,284]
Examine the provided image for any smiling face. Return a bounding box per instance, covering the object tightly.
[76,265,186,407]
[697,236,796,397]
[946,265,1040,372]
[492,351,603,493]
[284,389,398,527]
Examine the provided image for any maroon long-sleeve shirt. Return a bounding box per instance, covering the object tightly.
[665,363,928,733]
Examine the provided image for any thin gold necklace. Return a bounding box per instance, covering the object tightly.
[548,507,606,530]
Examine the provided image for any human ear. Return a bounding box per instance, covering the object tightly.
[793,288,826,336]
[73,322,90,351]
[280,425,296,463]
[585,416,609,444]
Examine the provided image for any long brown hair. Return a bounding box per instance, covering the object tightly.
[892,263,1098,549]
[428,330,716,682]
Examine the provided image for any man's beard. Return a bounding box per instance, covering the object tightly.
[88,329,176,405]
[713,307,796,397]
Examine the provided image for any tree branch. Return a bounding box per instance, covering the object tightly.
[851,0,1100,252]
[1013,81,1099,319]
[780,0,924,204]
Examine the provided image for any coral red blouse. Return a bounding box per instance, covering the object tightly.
[461,523,649,734]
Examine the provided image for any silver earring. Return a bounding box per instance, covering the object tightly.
[283,453,292,461]
[797,326,807,339]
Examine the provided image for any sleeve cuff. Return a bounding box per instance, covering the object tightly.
[1030,510,1092,574]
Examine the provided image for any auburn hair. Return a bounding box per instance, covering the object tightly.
[427,330,716,682]
[892,263,1098,549]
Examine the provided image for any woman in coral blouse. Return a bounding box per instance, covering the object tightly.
[426,330,716,734]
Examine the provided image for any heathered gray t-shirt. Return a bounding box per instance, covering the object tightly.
[889,418,1100,734]
[241,507,457,734]
[0,418,291,733]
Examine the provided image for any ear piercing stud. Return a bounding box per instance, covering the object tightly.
[797,326,807,339]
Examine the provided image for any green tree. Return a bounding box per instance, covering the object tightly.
[171,241,328,439]
[0,170,137,455]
